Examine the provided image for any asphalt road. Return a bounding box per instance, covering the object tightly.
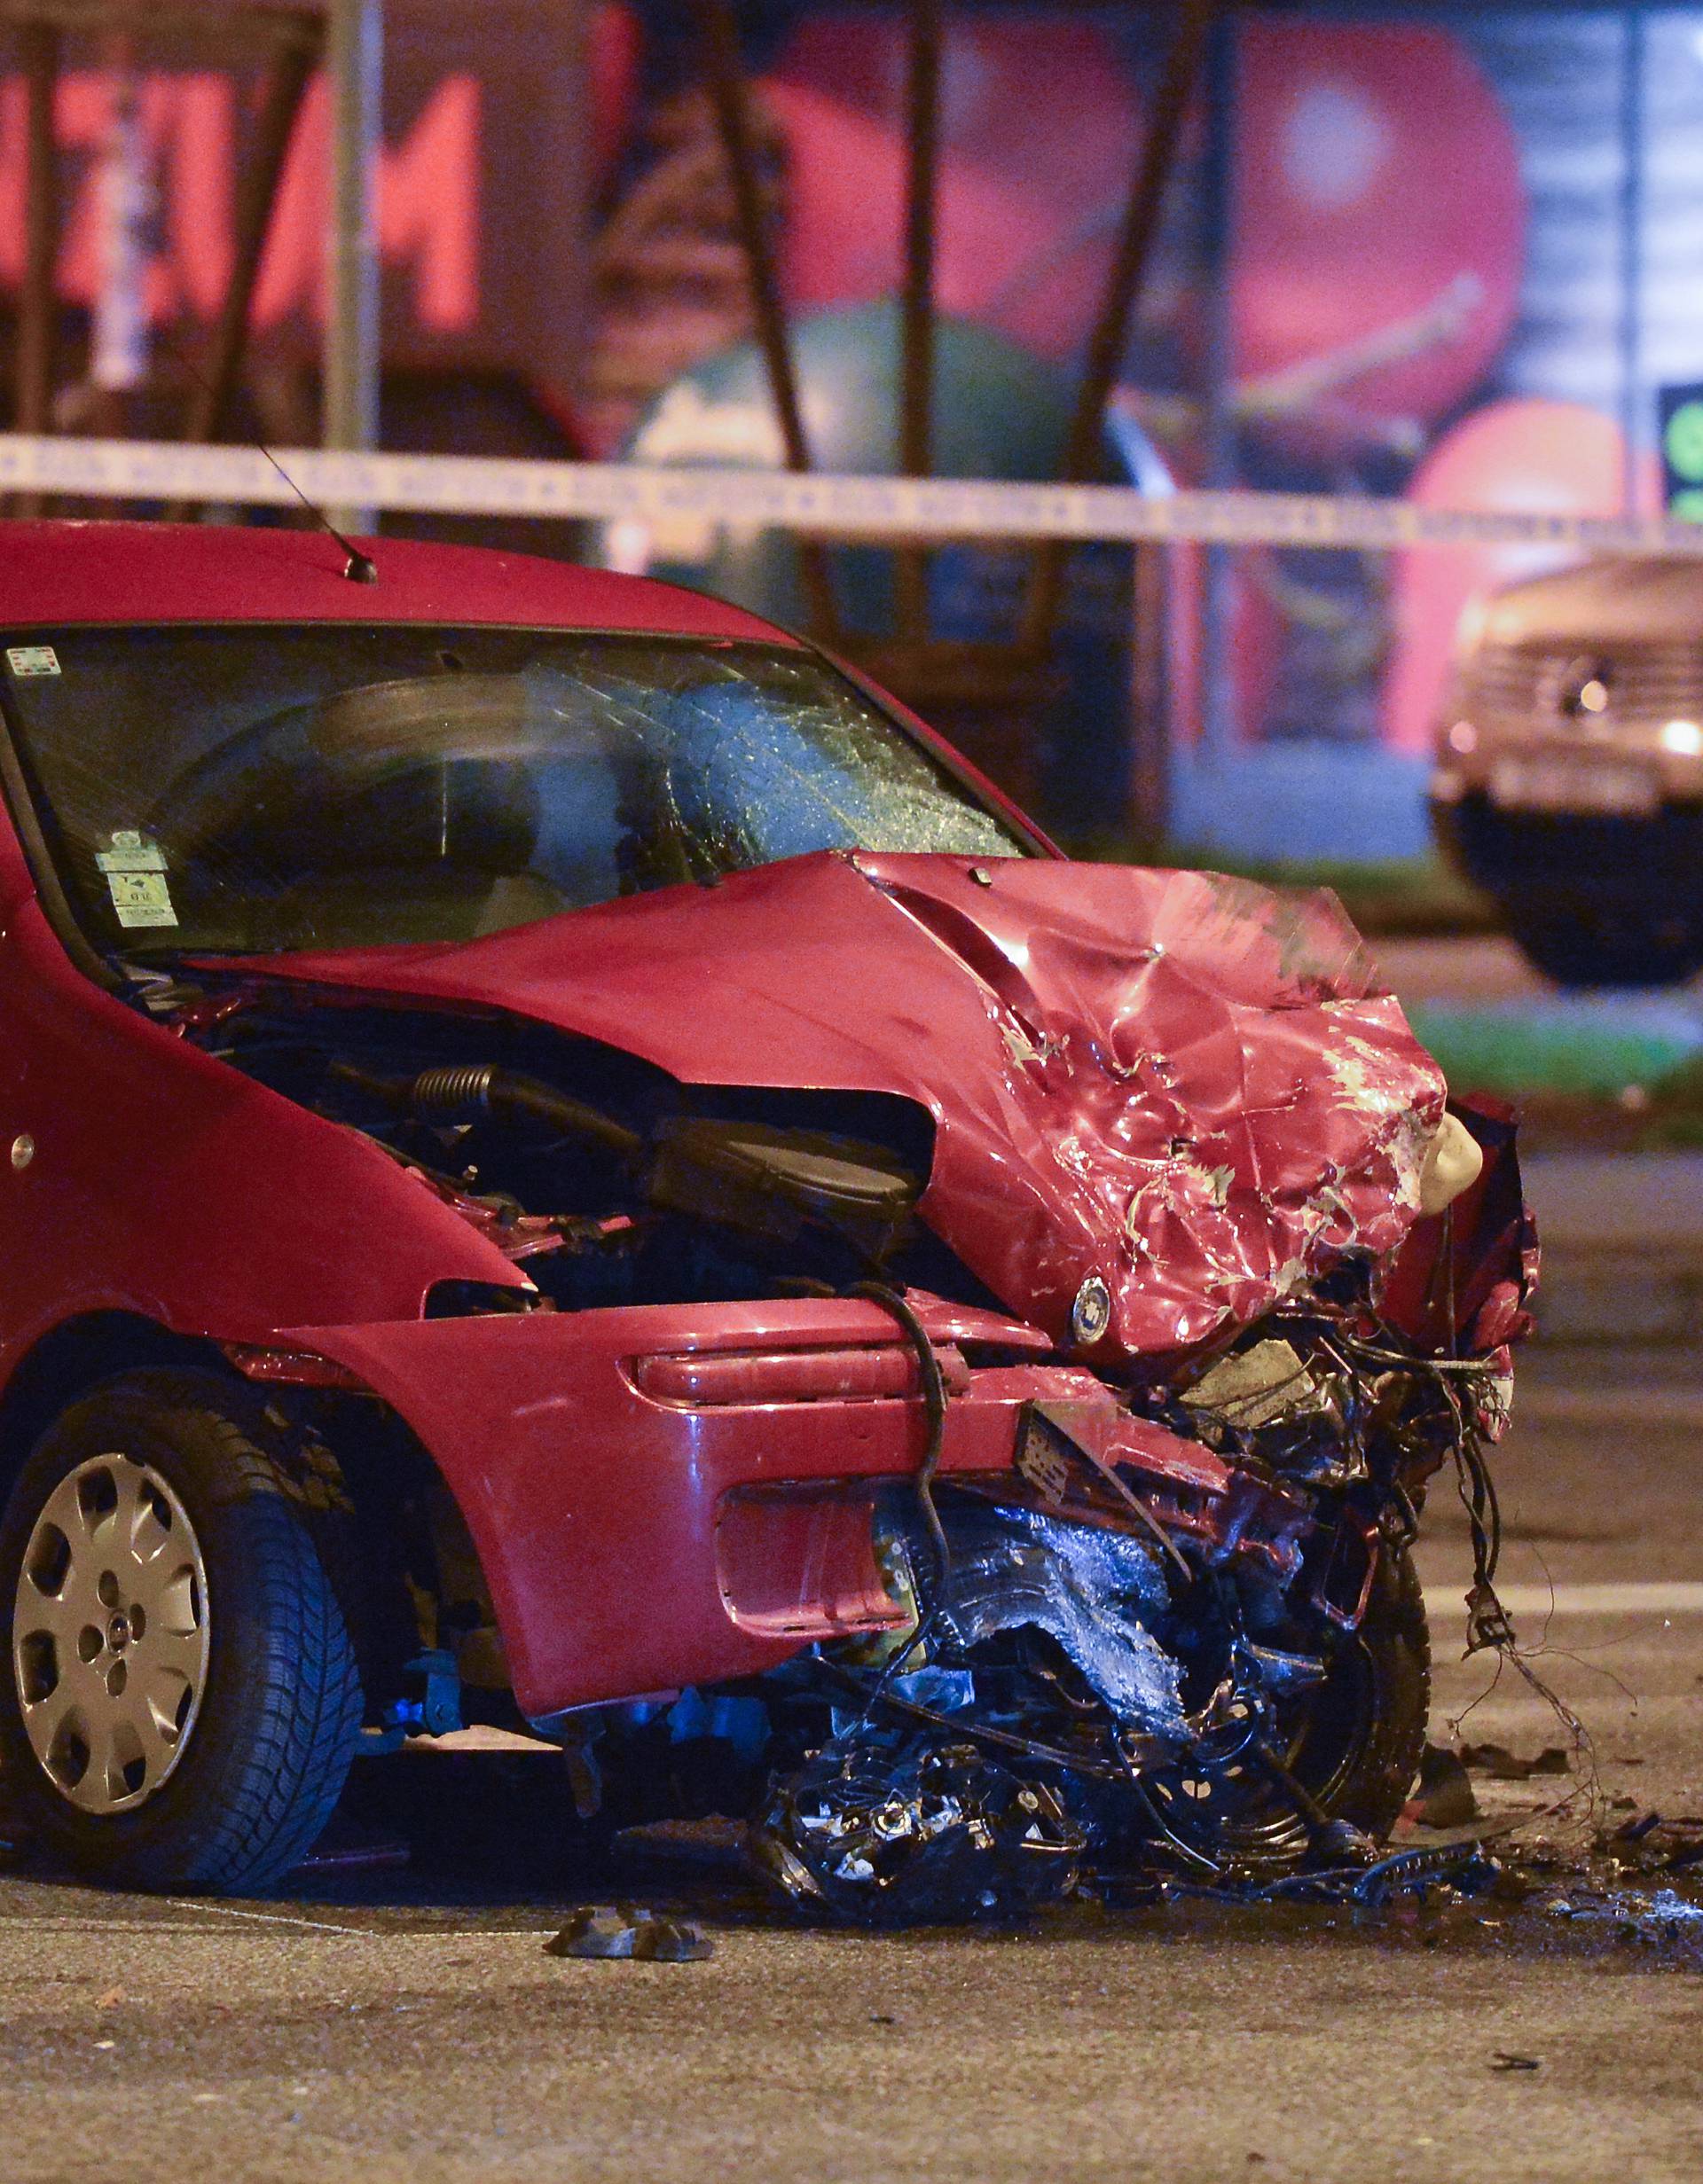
[0,1341,1699,2184]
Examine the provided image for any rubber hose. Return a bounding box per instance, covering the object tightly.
[845,1280,952,1601]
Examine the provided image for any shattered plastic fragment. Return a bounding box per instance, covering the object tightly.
[544,1905,714,1961]
[1248,1841,1501,1906]
[934,1505,1185,1739]
[1417,1112,1485,1217]
[1547,1884,1703,1935]
[1405,1745,1480,1830]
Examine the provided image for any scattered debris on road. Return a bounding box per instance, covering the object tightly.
[545,1905,714,1961]
[1407,1746,1482,1828]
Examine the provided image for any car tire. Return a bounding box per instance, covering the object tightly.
[1504,902,1703,989]
[1307,1542,1432,1843]
[0,1369,363,1893]
[1137,1544,1431,1872]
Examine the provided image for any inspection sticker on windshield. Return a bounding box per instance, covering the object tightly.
[96,830,166,874]
[5,646,59,677]
[104,871,177,929]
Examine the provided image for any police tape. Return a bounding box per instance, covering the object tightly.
[3,428,1702,558]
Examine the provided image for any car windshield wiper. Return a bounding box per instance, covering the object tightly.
[117,947,247,1015]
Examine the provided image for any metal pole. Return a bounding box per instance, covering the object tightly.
[184,26,317,450]
[324,0,381,534]
[1619,4,1645,520]
[1128,538,1171,849]
[1019,0,1216,656]
[15,19,60,517]
[1197,7,1237,776]
[695,0,840,642]
[895,0,940,643]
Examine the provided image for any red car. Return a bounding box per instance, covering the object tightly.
[0,522,1533,1918]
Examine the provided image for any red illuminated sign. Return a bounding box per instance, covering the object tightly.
[0,0,612,387]
[0,67,479,333]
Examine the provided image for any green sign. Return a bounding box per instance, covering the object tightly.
[1659,385,1703,517]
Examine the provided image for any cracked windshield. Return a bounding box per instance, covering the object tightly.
[0,626,1024,957]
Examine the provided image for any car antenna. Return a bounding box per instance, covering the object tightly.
[159,330,377,583]
[253,441,378,584]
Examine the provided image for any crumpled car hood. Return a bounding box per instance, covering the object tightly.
[235,852,1448,1361]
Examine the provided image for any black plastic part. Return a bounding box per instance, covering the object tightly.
[648,1117,918,1255]
[422,1280,545,1319]
[1435,791,1703,901]
[340,1056,920,1259]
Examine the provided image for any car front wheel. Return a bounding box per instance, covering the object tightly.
[0,1370,363,1893]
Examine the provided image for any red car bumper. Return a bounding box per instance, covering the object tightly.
[281,1296,1225,1720]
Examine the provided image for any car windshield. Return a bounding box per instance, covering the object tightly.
[0,624,1028,959]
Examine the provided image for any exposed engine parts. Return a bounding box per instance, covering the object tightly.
[189,995,942,1313]
[744,1443,1432,1919]
[751,1729,1084,1925]
[925,1505,1185,1742]
[338,1058,922,1267]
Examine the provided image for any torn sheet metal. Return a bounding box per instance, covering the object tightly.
[1179,1338,1323,1432]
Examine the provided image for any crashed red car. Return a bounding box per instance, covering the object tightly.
[0,522,1534,1915]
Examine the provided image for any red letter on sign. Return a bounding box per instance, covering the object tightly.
[255,73,479,332]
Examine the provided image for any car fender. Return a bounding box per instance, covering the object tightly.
[0,901,533,1382]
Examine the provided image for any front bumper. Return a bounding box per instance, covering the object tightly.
[285,1296,1234,1719]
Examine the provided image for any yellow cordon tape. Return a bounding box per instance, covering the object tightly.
[2,430,1701,557]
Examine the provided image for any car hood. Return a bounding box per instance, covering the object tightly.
[1482,554,1703,648]
[229,852,1448,1362]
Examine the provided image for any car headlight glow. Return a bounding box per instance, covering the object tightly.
[1660,718,1703,757]
[1453,595,1491,659]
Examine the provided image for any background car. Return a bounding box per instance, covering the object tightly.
[1430,556,1703,987]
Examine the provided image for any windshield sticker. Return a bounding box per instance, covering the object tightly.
[5,646,59,677]
[96,830,167,874]
[104,870,177,929]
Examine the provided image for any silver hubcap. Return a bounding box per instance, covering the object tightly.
[12,1454,210,1813]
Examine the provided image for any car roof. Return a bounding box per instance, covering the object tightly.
[0,521,796,642]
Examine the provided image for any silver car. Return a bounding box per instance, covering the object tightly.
[1431,556,1703,985]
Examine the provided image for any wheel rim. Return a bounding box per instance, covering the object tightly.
[12,1452,211,1814]
[1142,1631,1380,1866]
